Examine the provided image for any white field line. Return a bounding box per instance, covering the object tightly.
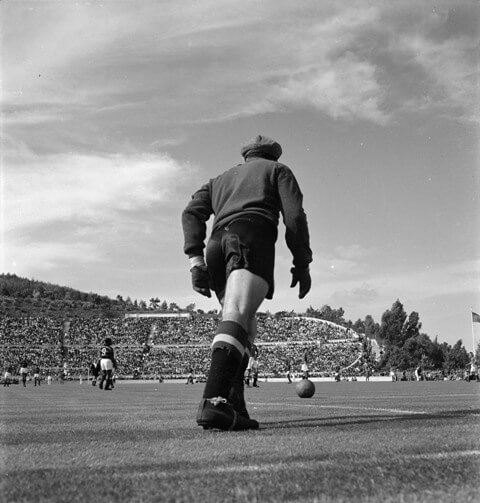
[208,451,480,474]
[200,451,480,475]
[197,451,480,476]
[251,401,428,415]
[207,459,334,474]
[404,450,480,460]
[139,451,480,478]
[343,393,479,399]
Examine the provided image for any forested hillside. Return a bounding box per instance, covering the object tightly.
[0,273,125,318]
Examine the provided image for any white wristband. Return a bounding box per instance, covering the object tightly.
[189,256,206,269]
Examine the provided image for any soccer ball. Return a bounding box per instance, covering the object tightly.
[296,378,315,398]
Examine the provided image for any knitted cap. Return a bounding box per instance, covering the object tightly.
[240,134,282,161]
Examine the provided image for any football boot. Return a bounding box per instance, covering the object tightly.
[196,397,259,431]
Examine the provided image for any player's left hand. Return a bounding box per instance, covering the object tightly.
[290,267,311,299]
[191,265,211,297]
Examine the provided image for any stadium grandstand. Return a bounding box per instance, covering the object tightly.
[0,313,367,381]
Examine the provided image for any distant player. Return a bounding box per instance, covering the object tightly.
[33,366,41,386]
[98,337,117,391]
[301,349,310,379]
[468,353,478,382]
[365,365,371,382]
[245,344,259,387]
[414,366,422,381]
[285,361,293,383]
[3,366,13,387]
[19,364,28,387]
[186,369,194,385]
[390,368,397,382]
[334,366,341,382]
[90,361,100,386]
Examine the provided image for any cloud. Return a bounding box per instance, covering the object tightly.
[275,57,387,124]
[1,145,198,279]
[397,34,479,121]
[3,0,476,156]
[2,151,192,233]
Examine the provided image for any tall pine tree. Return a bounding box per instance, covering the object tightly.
[378,300,407,347]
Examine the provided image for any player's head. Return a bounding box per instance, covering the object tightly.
[241,134,282,161]
[104,337,112,346]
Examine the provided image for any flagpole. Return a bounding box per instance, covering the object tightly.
[472,308,477,356]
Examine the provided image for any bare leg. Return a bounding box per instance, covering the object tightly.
[221,269,268,330]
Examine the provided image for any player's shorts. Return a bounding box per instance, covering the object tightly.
[20,368,27,375]
[4,372,11,379]
[34,374,40,379]
[100,358,114,371]
[206,216,277,300]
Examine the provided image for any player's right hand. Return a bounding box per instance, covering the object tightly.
[191,265,211,298]
[290,267,311,299]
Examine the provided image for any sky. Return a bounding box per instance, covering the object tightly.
[1,0,479,350]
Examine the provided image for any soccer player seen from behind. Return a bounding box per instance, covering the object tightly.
[33,366,41,386]
[98,338,117,391]
[19,363,28,387]
[182,134,312,430]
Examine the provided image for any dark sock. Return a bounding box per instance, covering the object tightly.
[203,348,241,399]
[202,320,248,399]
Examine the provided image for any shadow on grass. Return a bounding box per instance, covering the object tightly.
[261,408,480,430]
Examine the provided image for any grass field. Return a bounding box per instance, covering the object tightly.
[1,380,479,502]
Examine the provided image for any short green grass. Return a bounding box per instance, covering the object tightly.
[1,381,479,502]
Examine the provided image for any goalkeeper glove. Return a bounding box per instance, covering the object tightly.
[191,265,211,298]
[290,267,311,299]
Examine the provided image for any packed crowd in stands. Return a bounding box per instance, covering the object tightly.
[1,315,356,347]
[257,317,357,342]
[0,317,63,345]
[1,314,364,378]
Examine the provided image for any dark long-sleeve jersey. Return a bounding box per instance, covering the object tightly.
[182,157,312,269]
